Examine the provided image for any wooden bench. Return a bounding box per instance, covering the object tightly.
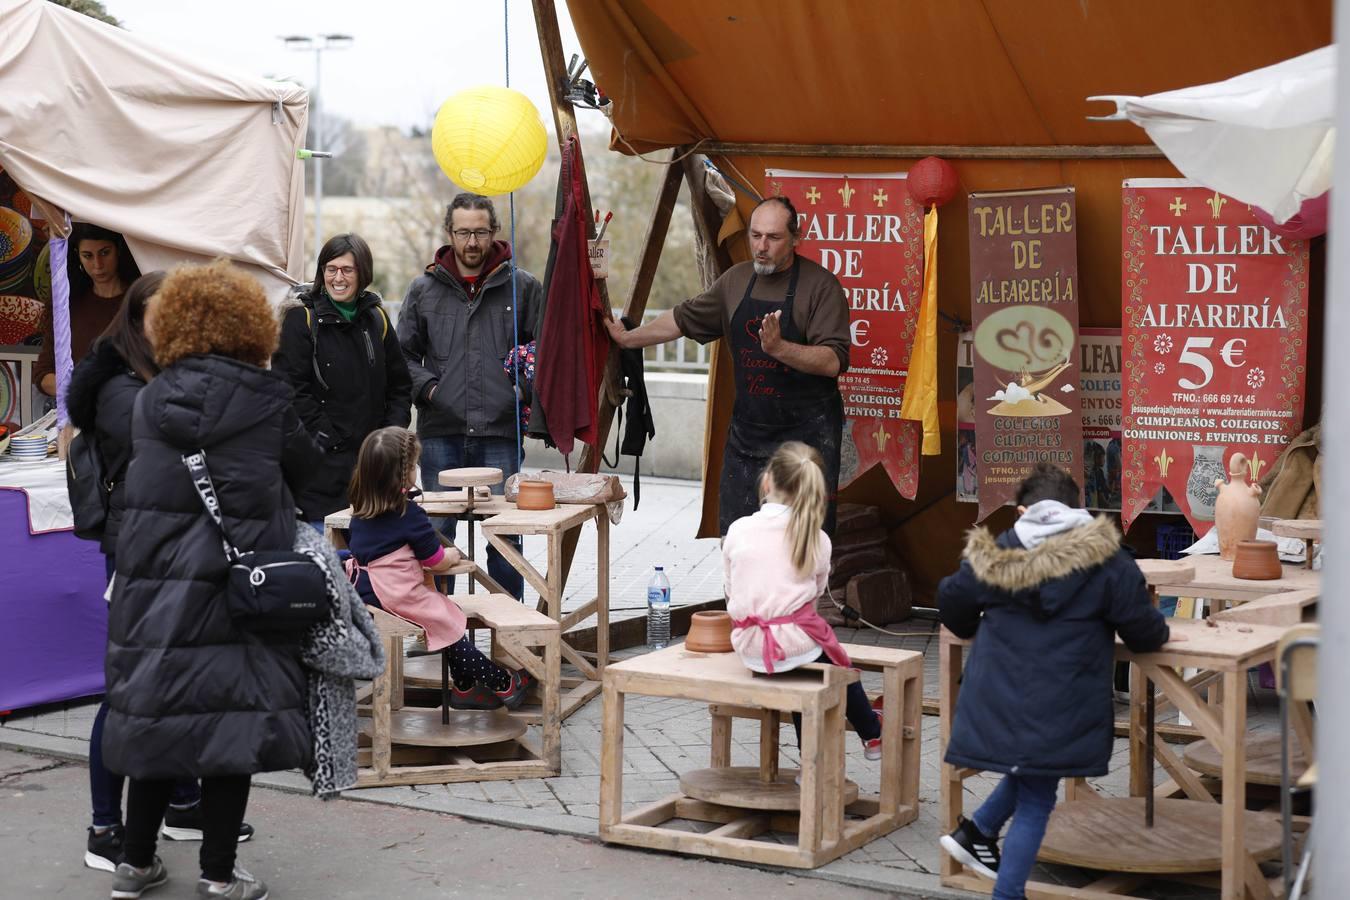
[599,642,923,869]
[356,595,560,786]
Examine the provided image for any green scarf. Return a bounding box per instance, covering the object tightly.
[325,290,359,322]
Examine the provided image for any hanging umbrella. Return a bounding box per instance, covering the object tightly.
[1089,45,1333,224]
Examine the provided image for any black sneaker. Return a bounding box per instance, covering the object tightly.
[939,815,1001,880]
[85,824,123,872]
[161,804,254,843]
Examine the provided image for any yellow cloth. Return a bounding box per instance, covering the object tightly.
[900,206,940,454]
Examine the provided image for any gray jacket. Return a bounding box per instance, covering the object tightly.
[397,245,543,440]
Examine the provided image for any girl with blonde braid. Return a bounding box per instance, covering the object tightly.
[725,441,883,759]
[346,427,534,709]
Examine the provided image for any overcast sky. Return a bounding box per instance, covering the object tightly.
[108,0,583,132]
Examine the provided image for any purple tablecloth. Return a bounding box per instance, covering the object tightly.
[0,489,107,711]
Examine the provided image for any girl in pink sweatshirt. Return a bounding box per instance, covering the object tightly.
[725,441,883,760]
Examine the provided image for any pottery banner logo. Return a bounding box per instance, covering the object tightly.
[1120,179,1309,534]
[767,169,926,497]
[967,187,1083,520]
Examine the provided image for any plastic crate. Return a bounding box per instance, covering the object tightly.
[1155,522,1197,561]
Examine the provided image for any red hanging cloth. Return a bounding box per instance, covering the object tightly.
[534,135,608,458]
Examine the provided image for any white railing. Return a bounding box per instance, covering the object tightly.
[617,309,711,374]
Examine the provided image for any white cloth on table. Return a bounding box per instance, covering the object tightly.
[0,455,73,533]
[1182,526,1320,567]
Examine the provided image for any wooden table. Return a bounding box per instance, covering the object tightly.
[1137,554,1320,613]
[600,643,922,869]
[940,620,1289,900]
[481,503,610,721]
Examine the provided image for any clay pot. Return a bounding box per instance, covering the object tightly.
[685,611,733,653]
[1213,454,1263,561]
[516,480,556,510]
[1232,540,1282,580]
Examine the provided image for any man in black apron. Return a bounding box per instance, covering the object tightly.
[606,197,851,534]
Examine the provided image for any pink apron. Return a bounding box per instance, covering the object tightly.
[346,546,466,651]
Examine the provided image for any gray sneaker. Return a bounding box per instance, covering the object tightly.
[196,867,269,900]
[110,857,168,898]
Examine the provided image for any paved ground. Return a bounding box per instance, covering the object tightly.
[0,748,889,899]
[1,474,1277,898]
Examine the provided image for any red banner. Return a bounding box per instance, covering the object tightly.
[968,187,1083,521]
[767,170,925,496]
[1121,179,1310,534]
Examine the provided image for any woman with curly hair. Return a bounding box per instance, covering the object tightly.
[103,259,320,900]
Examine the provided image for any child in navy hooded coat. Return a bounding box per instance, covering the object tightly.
[937,463,1172,899]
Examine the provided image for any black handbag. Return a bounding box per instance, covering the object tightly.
[181,450,329,632]
[67,429,112,541]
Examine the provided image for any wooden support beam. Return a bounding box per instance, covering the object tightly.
[701,141,1165,160]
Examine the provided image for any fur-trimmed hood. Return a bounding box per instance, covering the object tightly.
[962,515,1122,616]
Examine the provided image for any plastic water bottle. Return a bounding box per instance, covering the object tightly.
[646,566,671,649]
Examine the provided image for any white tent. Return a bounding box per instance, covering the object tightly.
[1090,46,1334,223]
[0,0,308,294]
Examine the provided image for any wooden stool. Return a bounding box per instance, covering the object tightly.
[482,503,610,721]
[1272,519,1321,570]
[356,601,560,786]
[599,643,922,869]
[438,467,504,591]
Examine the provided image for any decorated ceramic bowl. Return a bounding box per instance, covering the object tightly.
[0,207,33,269]
[32,242,51,303]
[0,294,42,345]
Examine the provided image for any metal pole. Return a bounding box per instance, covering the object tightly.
[313,45,324,255]
[1315,6,1349,892]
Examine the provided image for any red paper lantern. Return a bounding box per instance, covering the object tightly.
[1252,192,1328,241]
[907,156,959,208]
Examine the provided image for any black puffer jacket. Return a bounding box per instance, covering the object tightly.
[103,355,321,780]
[65,340,144,556]
[938,516,1170,778]
[272,287,412,521]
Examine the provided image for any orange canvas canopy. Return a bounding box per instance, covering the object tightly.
[567,1,1331,597]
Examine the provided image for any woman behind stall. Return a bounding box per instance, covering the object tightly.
[65,272,254,876]
[273,232,412,527]
[103,259,320,900]
[36,223,141,398]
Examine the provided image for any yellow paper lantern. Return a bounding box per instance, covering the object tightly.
[431,86,548,195]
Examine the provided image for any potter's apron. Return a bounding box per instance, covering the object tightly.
[345,546,467,651]
[719,257,844,535]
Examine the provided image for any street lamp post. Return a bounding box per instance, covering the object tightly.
[281,33,353,263]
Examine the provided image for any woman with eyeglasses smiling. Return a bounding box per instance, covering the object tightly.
[273,232,413,528]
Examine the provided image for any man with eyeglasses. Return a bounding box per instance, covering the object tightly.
[397,192,543,602]
[606,196,850,535]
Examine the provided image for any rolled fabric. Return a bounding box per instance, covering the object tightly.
[49,231,72,425]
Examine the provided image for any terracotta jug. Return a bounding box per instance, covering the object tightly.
[1213,454,1262,561]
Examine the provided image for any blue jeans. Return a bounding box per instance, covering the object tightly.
[418,435,524,600]
[91,556,198,826]
[972,773,1061,900]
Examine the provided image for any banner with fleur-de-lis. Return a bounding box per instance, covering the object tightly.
[1121,179,1310,535]
[766,169,925,497]
[968,186,1083,521]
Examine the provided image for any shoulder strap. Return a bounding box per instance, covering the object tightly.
[376,305,389,340]
[305,306,330,391]
[181,451,240,562]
